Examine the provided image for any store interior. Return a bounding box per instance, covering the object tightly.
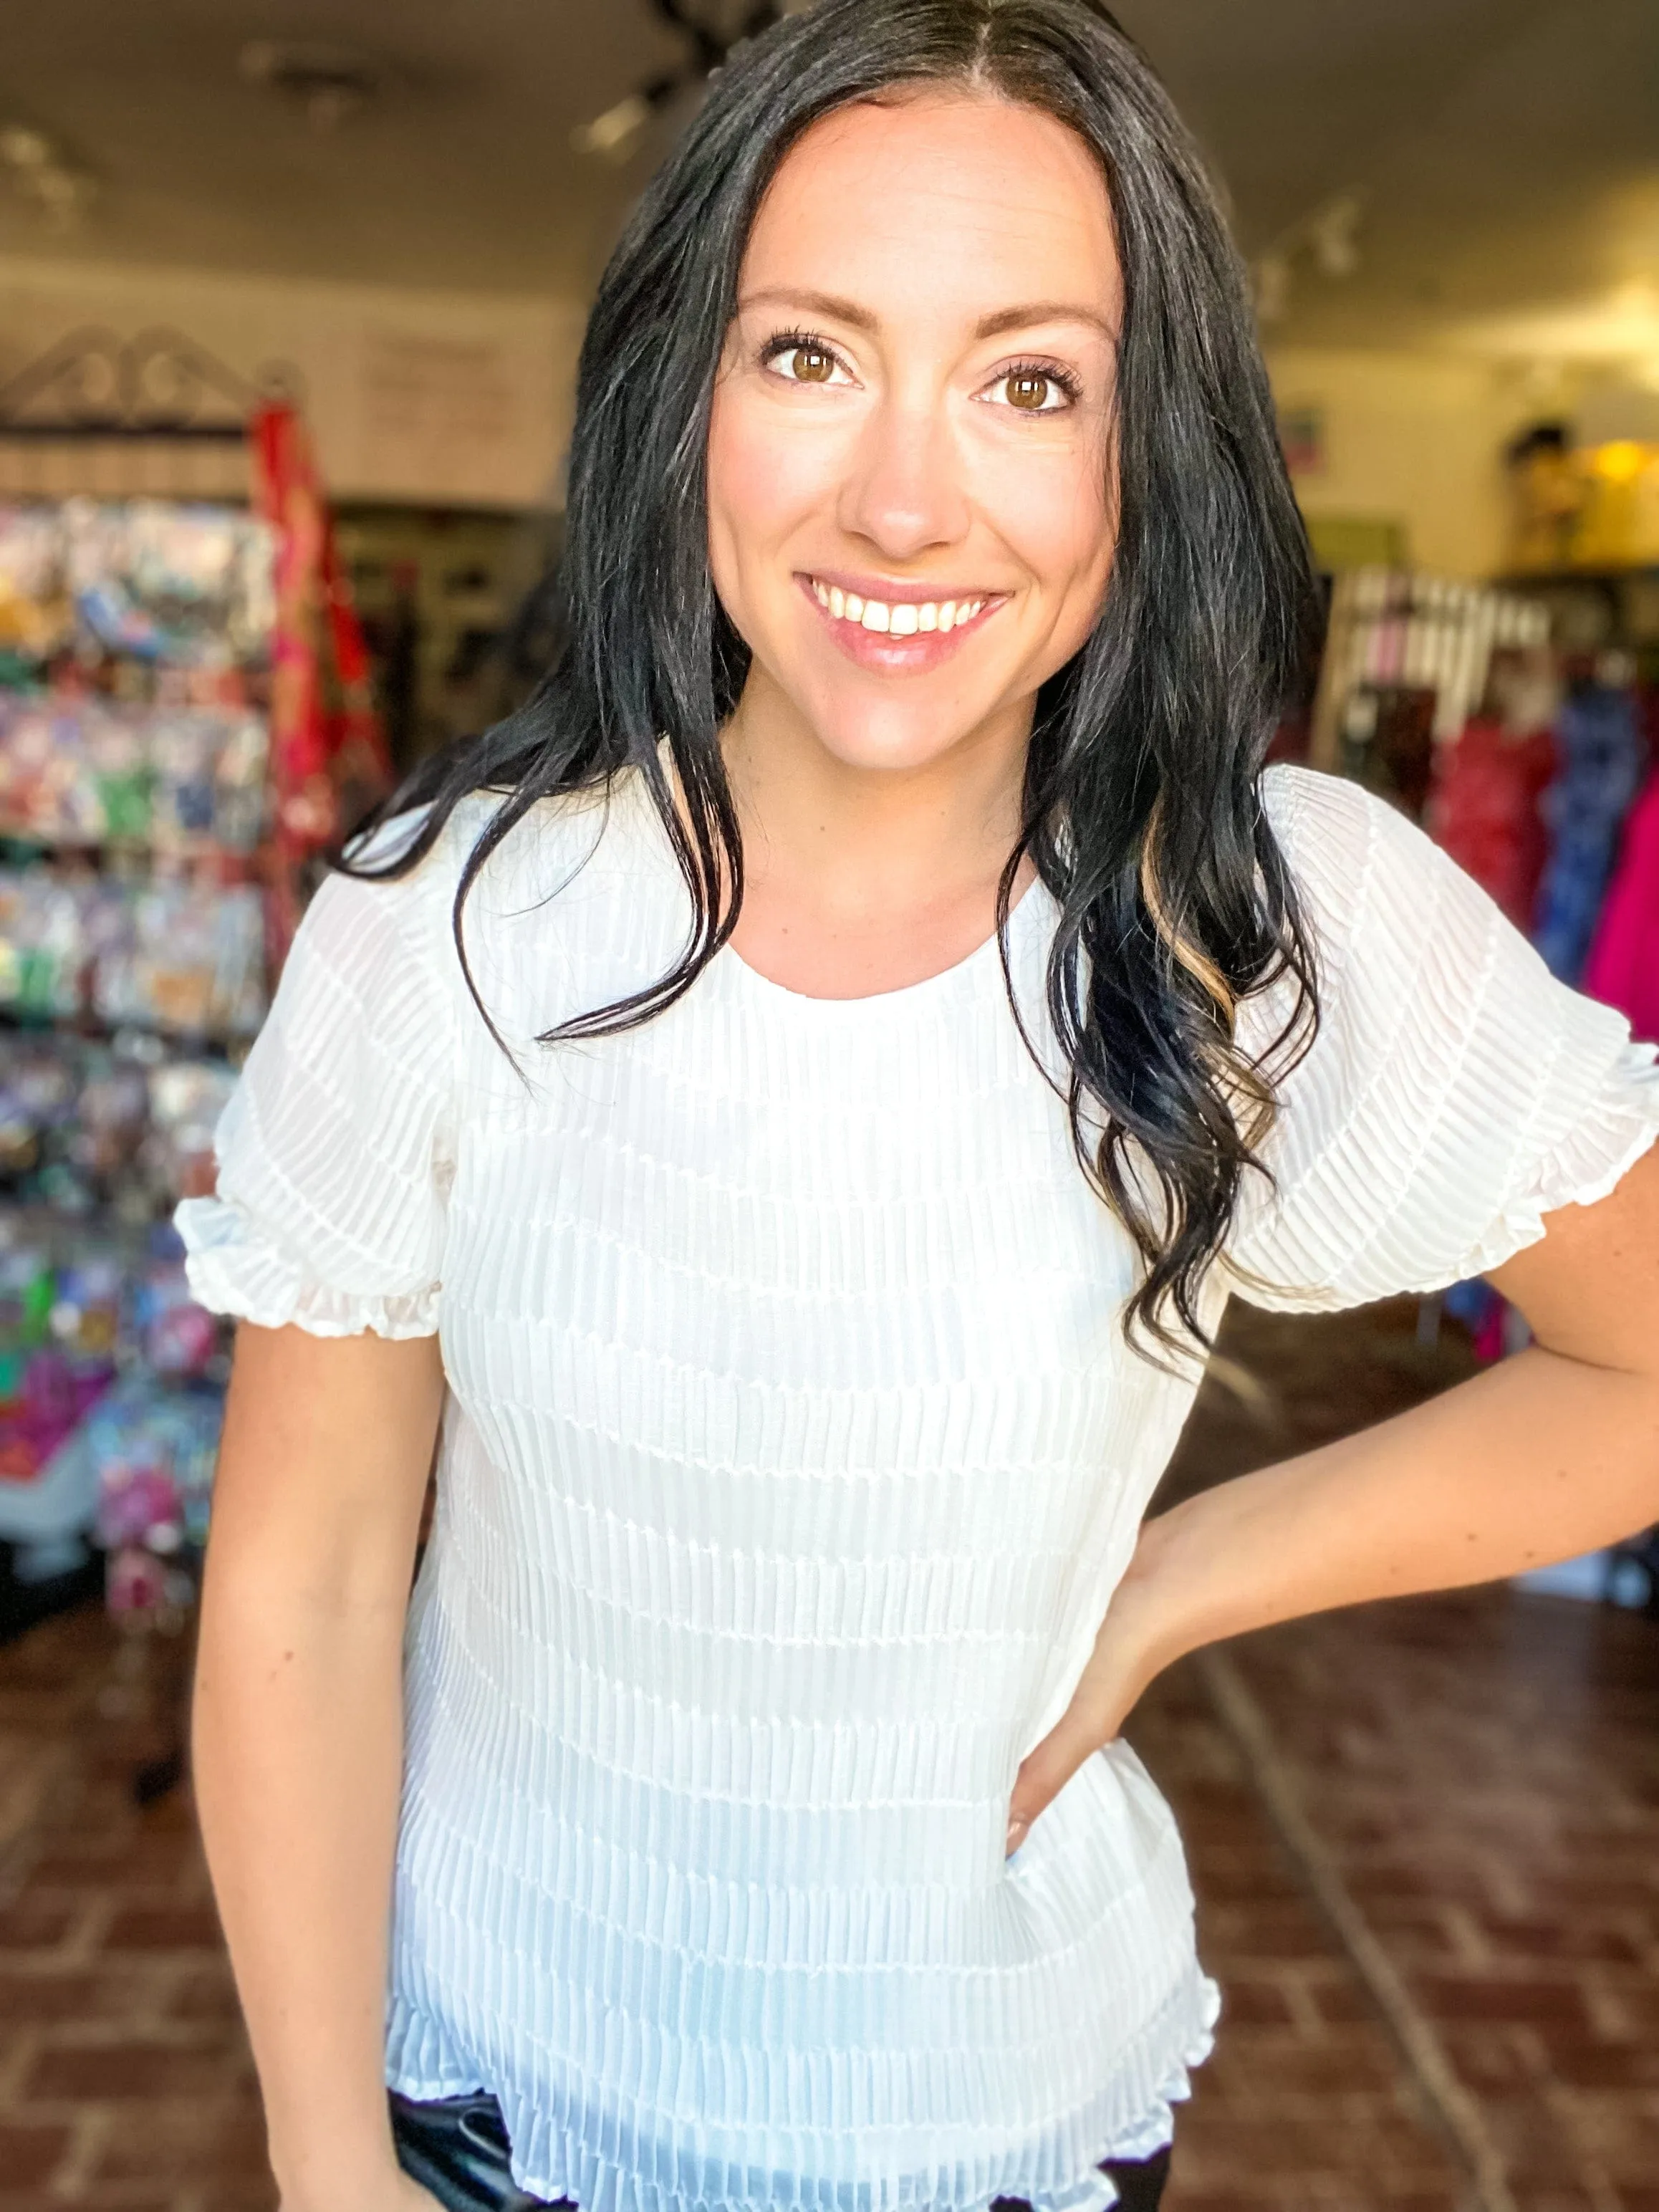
[1,2,1658,2207]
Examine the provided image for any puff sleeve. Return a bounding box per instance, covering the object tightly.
[173,808,460,1337]
[1224,764,1659,1312]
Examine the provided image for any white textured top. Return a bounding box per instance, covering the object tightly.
[178,762,1659,2212]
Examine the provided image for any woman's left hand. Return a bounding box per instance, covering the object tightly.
[1004,1551,1178,1856]
[1005,1145,1659,1861]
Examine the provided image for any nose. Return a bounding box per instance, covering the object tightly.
[836,390,971,564]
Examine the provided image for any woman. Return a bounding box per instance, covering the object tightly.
[178,4,1659,2210]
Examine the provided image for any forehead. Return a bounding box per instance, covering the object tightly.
[742,92,1120,324]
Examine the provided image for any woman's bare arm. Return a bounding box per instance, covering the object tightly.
[1007,1143,1659,1850]
[193,1321,448,2210]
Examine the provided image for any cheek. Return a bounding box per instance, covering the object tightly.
[981,437,1115,615]
[706,388,843,605]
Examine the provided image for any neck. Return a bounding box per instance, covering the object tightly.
[721,663,1032,915]
[715,662,1038,1000]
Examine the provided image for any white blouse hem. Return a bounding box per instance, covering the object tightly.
[381,1967,1221,2212]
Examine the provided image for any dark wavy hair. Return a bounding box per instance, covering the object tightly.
[340,0,1321,1360]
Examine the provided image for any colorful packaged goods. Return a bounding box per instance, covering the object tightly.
[0,693,269,851]
[0,866,269,1037]
[0,494,282,1638]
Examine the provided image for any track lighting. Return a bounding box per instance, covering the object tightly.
[1251,191,1367,327]
[571,0,787,161]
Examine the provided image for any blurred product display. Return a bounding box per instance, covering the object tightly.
[0,345,394,1683]
[1584,764,1659,1043]
[1505,422,1659,576]
[1532,677,1647,984]
[1309,568,1554,807]
[0,1201,226,1590]
[0,467,361,1693]
[1292,555,1658,1430]
[0,864,268,1035]
[0,691,269,852]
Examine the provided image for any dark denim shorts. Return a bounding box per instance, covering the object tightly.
[389,2089,1171,2212]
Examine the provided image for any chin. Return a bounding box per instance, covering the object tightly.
[807,708,981,774]
[787,673,1006,776]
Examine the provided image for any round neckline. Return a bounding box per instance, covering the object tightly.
[718,875,1051,1014]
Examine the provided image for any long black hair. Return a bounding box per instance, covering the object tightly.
[340,0,1321,1360]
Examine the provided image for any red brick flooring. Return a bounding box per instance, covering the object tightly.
[2,1299,1658,2211]
[1133,1659,1468,2211]
[0,1611,265,2212]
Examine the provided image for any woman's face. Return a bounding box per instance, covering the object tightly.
[707,90,1122,777]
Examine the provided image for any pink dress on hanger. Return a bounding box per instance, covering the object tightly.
[1585,769,1659,1044]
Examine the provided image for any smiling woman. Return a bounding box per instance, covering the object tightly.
[173,5,1659,2212]
[706,92,1124,997]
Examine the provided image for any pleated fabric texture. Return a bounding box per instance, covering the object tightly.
[176,762,1659,2212]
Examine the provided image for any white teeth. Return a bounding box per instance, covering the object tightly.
[813,582,991,635]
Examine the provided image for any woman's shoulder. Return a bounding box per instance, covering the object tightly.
[335,763,689,1048]
[333,765,673,937]
[1257,759,1400,875]
[1254,760,1468,982]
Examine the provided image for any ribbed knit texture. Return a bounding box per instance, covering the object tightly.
[177,762,1659,2212]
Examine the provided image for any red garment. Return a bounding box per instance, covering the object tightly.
[249,401,392,953]
[1584,769,1659,1044]
[1426,716,1557,933]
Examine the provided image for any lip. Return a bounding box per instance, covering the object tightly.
[794,569,1009,674]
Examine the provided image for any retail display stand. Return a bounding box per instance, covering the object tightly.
[1309,567,1552,817]
[0,327,389,1794]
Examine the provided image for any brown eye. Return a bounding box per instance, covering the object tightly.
[788,345,836,383]
[1005,371,1054,411]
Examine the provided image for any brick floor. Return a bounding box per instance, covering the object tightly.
[1,1297,1655,2210]
[1128,1661,1465,2210]
[1206,1592,1659,2211]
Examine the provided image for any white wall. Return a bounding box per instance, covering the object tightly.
[0,254,585,509]
[1265,346,1529,579]
[0,267,1577,569]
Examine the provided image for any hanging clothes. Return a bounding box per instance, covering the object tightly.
[1533,682,1645,983]
[1427,715,1557,932]
[1585,768,1659,1044]
[249,400,393,954]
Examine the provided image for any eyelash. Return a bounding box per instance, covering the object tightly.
[758,329,843,376]
[998,355,1084,408]
[756,331,1084,410]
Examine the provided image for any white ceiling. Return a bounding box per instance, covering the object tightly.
[1,0,1655,352]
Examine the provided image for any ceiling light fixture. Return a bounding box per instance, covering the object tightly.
[1252,191,1367,327]
[0,120,97,229]
[571,0,788,164]
[239,40,385,132]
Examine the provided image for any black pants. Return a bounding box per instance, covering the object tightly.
[390,2090,1171,2211]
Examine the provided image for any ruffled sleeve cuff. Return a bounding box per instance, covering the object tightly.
[1453,1038,1659,1282]
[173,1193,443,1340]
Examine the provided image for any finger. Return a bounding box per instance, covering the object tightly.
[1006,1701,1111,1850]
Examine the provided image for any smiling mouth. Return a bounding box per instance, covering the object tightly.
[805,575,999,637]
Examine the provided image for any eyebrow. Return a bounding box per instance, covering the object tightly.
[738,287,1117,342]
